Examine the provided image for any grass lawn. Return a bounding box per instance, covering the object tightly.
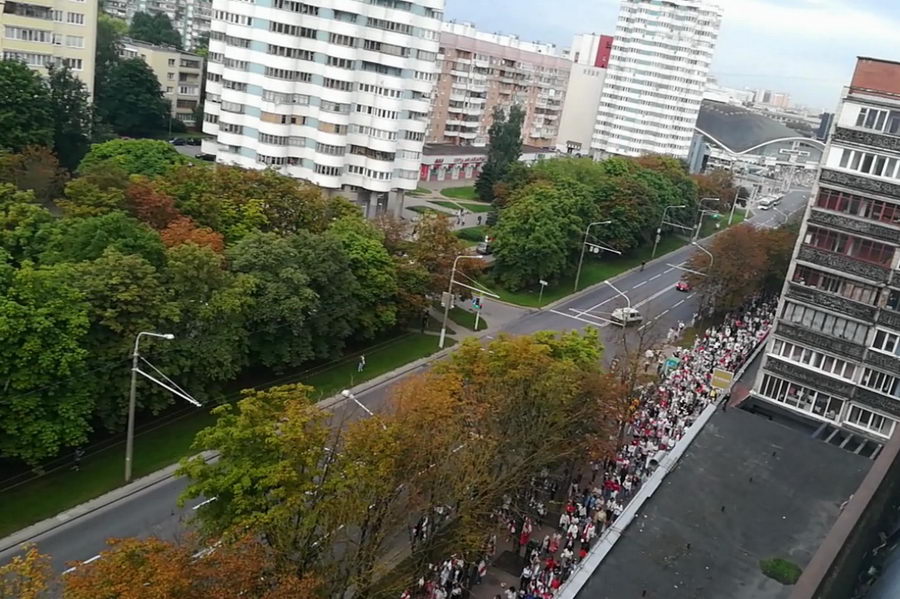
[429,200,492,213]
[407,205,444,217]
[433,302,488,331]
[440,186,479,201]
[456,226,488,244]
[408,186,431,197]
[0,333,450,538]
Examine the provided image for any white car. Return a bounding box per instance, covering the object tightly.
[610,307,643,326]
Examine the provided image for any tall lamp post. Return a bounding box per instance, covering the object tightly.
[652,204,687,259]
[691,241,714,270]
[574,220,612,292]
[125,331,174,483]
[693,198,721,242]
[439,254,484,348]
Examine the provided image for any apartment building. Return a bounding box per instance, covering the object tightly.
[556,33,612,154]
[427,21,570,148]
[121,37,203,126]
[104,0,212,51]
[201,0,443,217]
[1,0,98,94]
[591,0,722,159]
[750,57,900,442]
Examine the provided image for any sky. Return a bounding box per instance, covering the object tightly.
[443,0,900,112]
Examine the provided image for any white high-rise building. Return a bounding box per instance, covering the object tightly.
[591,0,723,159]
[201,0,444,216]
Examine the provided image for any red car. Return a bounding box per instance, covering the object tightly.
[675,280,692,292]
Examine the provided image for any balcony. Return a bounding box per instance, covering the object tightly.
[878,309,900,330]
[833,126,900,154]
[796,245,890,283]
[784,283,877,321]
[853,387,900,417]
[764,357,855,398]
[864,350,900,378]
[775,322,866,361]
[808,208,900,244]
[820,169,900,201]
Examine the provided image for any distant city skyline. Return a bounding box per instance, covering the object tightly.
[443,0,900,112]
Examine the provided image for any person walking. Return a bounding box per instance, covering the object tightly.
[357,354,366,372]
[640,261,646,272]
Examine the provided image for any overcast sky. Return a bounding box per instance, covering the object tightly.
[443,0,900,112]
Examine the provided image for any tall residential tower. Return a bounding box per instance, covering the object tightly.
[750,57,900,442]
[591,0,722,159]
[201,0,443,216]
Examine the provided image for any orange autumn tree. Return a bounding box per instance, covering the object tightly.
[62,536,318,599]
[0,544,52,599]
[124,177,180,230]
[160,216,225,253]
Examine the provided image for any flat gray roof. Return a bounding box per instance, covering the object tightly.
[696,100,809,153]
[575,408,871,599]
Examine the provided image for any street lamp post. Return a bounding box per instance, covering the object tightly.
[691,241,714,270]
[125,331,174,483]
[538,279,548,308]
[693,198,721,242]
[439,254,484,348]
[341,389,387,429]
[604,280,631,309]
[574,220,612,293]
[728,188,742,226]
[652,204,687,259]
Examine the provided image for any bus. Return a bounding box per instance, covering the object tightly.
[757,195,782,210]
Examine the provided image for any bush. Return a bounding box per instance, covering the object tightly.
[759,557,802,585]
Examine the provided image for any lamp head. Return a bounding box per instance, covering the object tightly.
[163,333,175,340]
[341,389,352,398]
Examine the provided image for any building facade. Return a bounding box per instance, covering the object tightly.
[750,57,900,442]
[591,0,722,159]
[201,0,443,217]
[418,142,554,182]
[427,21,570,148]
[121,38,203,126]
[1,0,98,94]
[556,33,612,155]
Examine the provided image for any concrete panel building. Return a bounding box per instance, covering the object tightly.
[556,33,612,155]
[201,0,444,217]
[121,37,203,126]
[750,57,900,442]
[591,0,722,159]
[427,21,570,148]
[104,0,212,51]
[1,0,98,94]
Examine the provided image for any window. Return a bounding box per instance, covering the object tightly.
[416,49,437,62]
[168,58,176,66]
[792,265,880,306]
[324,78,354,91]
[221,101,244,113]
[366,17,412,35]
[846,405,895,437]
[804,226,894,267]
[224,35,251,48]
[781,301,869,344]
[207,72,222,83]
[222,79,247,91]
[357,83,402,98]
[259,133,289,145]
[861,367,900,398]
[395,169,419,179]
[770,338,856,380]
[269,22,315,38]
[318,121,348,134]
[350,145,395,161]
[816,187,900,225]
[272,0,318,14]
[316,142,345,155]
[258,154,299,167]
[52,33,62,45]
[346,164,392,180]
[397,149,420,160]
[4,26,52,43]
[61,57,82,70]
[872,329,900,356]
[268,44,314,60]
[857,107,889,132]
[168,72,176,80]
[223,58,249,70]
[355,104,398,119]
[759,374,844,421]
[181,59,200,69]
[66,11,84,24]
[329,33,355,47]
[838,149,900,180]
[214,10,252,26]
[64,35,84,48]
[361,61,402,77]
[262,90,309,104]
[264,67,311,82]
[403,130,425,141]
[166,86,174,93]
[220,122,244,134]
[327,56,353,69]
[2,2,53,19]
[261,112,307,125]
[320,100,350,114]
[51,9,64,21]
[333,9,357,23]
[348,124,396,140]
[315,164,341,176]
[363,39,409,58]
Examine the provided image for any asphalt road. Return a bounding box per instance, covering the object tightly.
[0,190,809,572]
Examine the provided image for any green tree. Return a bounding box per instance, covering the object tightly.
[96,59,169,137]
[0,184,54,265]
[226,233,320,369]
[47,64,92,170]
[129,12,182,48]
[160,243,255,395]
[71,248,177,428]
[0,60,52,152]
[0,263,93,463]
[38,211,166,267]
[57,172,128,218]
[78,139,186,177]
[327,217,398,338]
[476,104,524,205]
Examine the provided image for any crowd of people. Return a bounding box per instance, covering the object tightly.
[403,296,777,599]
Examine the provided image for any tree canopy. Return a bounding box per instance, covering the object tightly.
[95,58,169,137]
[476,104,525,205]
[78,139,187,177]
[0,61,53,152]
[129,11,183,49]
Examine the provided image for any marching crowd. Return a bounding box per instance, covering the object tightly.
[403,296,776,599]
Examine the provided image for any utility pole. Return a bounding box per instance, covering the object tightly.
[574,220,612,292]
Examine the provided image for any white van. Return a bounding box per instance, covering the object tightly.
[757,195,781,210]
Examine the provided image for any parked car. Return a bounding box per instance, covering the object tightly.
[186,137,202,146]
[675,280,692,292]
[476,241,493,255]
[610,307,643,326]
[197,153,216,161]
[169,137,186,146]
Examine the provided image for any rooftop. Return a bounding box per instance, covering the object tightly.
[575,408,871,599]
[696,100,813,154]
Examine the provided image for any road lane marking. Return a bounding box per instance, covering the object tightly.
[649,274,661,281]
[653,309,670,321]
[673,299,685,308]
[550,309,610,328]
[632,281,647,289]
[634,286,672,309]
